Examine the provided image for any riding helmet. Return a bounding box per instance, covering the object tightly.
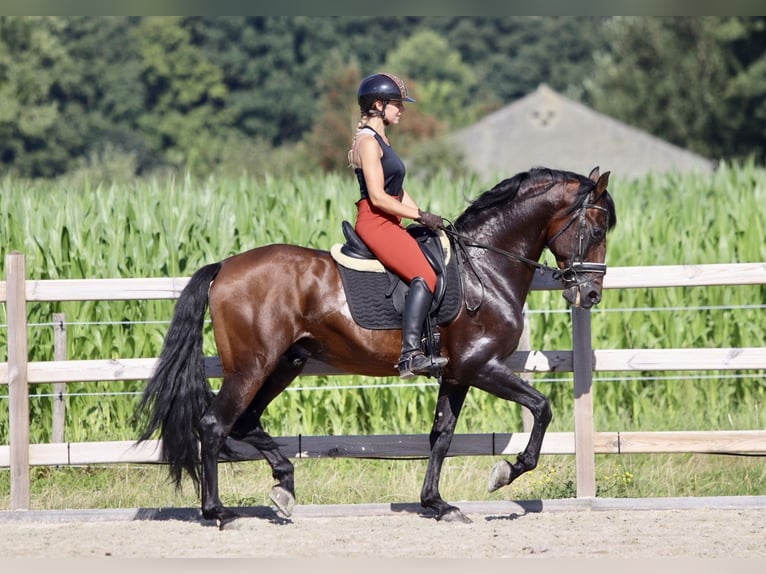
[357,73,416,112]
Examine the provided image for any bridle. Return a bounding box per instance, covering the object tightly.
[441,193,609,311]
[545,198,610,287]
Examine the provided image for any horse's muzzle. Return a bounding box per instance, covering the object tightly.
[562,281,602,308]
[559,262,606,308]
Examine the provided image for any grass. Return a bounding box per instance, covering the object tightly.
[2,452,764,511]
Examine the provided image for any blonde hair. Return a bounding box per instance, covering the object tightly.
[347,112,374,169]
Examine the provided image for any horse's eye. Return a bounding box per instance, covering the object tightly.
[592,227,605,240]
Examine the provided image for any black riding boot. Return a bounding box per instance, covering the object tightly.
[398,277,448,379]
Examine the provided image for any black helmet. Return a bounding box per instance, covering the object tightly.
[357,72,415,112]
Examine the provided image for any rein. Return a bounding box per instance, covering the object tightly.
[442,222,557,313]
[441,199,608,311]
[441,224,557,274]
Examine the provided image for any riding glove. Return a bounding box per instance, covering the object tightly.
[417,209,444,231]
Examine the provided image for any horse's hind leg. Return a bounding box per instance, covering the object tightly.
[420,381,470,522]
[229,351,307,517]
[198,374,253,528]
[229,422,296,518]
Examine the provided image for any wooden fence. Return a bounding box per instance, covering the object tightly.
[2,252,766,511]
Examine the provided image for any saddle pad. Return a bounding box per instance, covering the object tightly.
[335,243,463,330]
[330,229,452,273]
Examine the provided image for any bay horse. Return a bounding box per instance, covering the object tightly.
[136,166,616,528]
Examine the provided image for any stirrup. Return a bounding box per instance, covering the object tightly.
[398,351,448,379]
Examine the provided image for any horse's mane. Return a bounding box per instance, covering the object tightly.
[455,167,616,231]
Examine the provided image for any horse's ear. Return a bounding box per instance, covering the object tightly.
[595,171,610,196]
[588,166,600,181]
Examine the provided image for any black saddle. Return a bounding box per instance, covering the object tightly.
[339,220,375,259]
[333,220,461,332]
[340,220,449,310]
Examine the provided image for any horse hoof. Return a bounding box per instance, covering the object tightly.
[216,508,241,530]
[439,507,472,524]
[270,485,296,517]
[488,460,512,492]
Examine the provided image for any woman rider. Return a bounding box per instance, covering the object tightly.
[347,72,448,379]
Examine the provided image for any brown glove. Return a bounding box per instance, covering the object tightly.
[417,209,443,231]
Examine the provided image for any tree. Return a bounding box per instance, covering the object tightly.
[425,17,608,103]
[0,17,71,177]
[384,29,479,127]
[718,17,766,162]
[585,17,766,163]
[0,17,152,178]
[57,17,151,176]
[133,16,234,172]
[0,16,616,178]
[304,56,361,172]
[188,16,361,147]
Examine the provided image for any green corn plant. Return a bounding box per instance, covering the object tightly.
[1,162,765,445]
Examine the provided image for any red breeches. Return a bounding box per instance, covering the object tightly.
[355,199,437,292]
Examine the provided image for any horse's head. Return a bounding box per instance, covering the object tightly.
[546,167,615,308]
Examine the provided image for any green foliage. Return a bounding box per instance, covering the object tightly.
[303,56,361,172]
[0,17,71,176]
[385,29,480,127]
[132,17,235,173]
[0,16,618,179]
[412,16,609,106]
[585,16,766,163]
[4,16,765,179]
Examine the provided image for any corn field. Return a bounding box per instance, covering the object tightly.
[1,161,765,445]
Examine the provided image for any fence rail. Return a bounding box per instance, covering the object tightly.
[3,262,764,302]
[3,430,766,469]
[3,252,766,510]
[2,347,766,384]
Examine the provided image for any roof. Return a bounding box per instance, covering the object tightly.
[450,84,715,179]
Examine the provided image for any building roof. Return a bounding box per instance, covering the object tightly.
[450,84,715,179]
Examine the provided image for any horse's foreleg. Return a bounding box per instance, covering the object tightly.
[485,373,552,492]
[420,381,470,523]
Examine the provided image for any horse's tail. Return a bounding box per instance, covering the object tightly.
[135,261,223,490]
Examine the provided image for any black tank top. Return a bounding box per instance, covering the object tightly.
[354,127,406,202]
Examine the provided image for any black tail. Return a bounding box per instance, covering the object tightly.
[135,261,223,490]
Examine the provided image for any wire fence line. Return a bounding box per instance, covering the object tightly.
[2,295,765,412]
[0,301,762,401]
[4,261,765,509]
[2,301,766,331]
[1,372,761,403]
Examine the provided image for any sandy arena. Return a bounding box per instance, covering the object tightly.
[1,498,765,559]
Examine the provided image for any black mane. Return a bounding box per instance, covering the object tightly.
[455,167,616,231]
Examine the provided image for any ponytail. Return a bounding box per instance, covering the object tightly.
[348,112,373,169]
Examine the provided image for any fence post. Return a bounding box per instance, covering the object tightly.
[519,304,533,432]
[571,305,596,497]
[52,313,67,443]
[6,252,30,509]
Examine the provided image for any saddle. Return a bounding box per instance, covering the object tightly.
[330,220,462,332]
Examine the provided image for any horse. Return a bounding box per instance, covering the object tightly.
[136,166,616,528]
